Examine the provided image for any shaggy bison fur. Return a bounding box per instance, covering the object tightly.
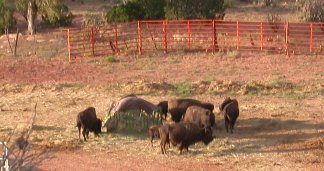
[220,97,239,133]
[76,107,102,141]
[157,99,214,123]
[168,123,213,154]
[183,105,216,128]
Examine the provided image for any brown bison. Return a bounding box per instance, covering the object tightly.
[158,124,171,154]
[166,123,214,154]
[219,97,239,133]
[76,107,102,141]
[157,99,214,123]
[183,105,216,128]
[148,125,162,147]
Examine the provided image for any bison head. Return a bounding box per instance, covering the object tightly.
[202,126,213,145]
[156,101,168,119]
[93,119,102,136]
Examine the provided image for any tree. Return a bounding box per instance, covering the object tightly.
[0,0,14,34]
[16,0,73,35]
[165,0,226,20]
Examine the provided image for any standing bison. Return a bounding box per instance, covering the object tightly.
[76,107,102,141]
[183,105,215,128]
[219,97,239,133]
[157,99,214,122]
[166,123,213,154]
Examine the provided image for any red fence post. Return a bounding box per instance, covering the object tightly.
[163,20,168,53]
[137,21,142,55]
[236,21,240,51]
[260,22,263,51]
[310,23,313,53]
[187,20,191,50]
[91,27,95,56]
[285,22,289,55]
[67,29,71,62]
[212,20,215,54]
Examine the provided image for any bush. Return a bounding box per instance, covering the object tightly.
[165,0,226,20]
[138,0,165,20]
[0,0,14,34]
[299,0,324,22]
[106,1,144,23]
[106,0,165,23]
[37,0,73,26]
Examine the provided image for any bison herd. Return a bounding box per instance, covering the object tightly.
[76,96,240,155]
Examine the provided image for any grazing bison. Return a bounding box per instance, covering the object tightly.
[76,107,102,141]
[157,99,214,123]
[167,123,213,154]
[109,96,161,116]
[183,105,215,128]
[220,97,239,133]
[148,125,162,147]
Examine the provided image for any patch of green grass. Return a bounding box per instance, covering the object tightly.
[102,55,118,63]
[171,81,193,97]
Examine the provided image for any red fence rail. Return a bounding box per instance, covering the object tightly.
[67,20,324,61]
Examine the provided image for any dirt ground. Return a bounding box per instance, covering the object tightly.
[0,52,323,170]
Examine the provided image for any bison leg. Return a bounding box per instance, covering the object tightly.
[82,128,87,141]
[224,115,230,133]
[77,125,81,140]
[160,141,166,154]
[230,118,237,133]
[151,136,154,147]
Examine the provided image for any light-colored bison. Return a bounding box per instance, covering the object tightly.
[157,99,214,123]
[183,105,215,128]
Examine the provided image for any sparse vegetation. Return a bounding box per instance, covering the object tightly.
[0,0,14,34]
[299,0,324,22]
[102,55,118,63]
[171,81,193,97]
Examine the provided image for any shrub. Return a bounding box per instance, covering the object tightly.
[106,0,165,23]
[165,0,226,20]
[0,0,14,34]
[106,1,144,23]
[299,0,324,22]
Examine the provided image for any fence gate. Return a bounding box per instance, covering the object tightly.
[0,142,9,171]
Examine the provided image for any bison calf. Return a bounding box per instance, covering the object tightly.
[220,97,239,133]
[76,107,102,141]
[167,123,214,154]
[159,124,171,154]
[148,125,162,147]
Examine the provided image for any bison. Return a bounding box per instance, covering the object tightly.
[104,96,164,129]
[158,124,171,154]
[148,125,162,147]
[219,97,239,133]
[167,123,214,154]
[76,107,102,141]
[157,99,214,123]
[183,105,215,128]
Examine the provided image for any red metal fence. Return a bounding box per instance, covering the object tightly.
[67,20,324,61]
